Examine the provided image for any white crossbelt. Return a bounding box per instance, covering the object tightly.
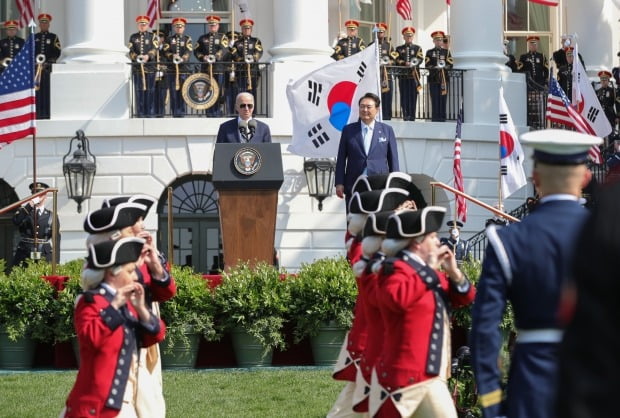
[516,328,563,343]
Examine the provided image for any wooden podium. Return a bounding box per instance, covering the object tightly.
[212,143,284,269]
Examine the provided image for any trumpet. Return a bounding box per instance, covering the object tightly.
[36,54,46,64]
[206,54,216,64]
[136,55,147,64]
[409,57,421,67]
[173,54,182,91]
[380,56,390,65]
[2,57,12,68]
[244,54,254,64]
[173,54,183,65]
[137,55,147,91]
[437,60,446,69]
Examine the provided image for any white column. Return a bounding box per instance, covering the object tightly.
[450,0,526,127]
[269,0,333,62]
[51,0,130,120]
[565,0,620,74]
[268,0,333,129]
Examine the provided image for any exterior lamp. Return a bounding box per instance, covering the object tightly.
[62,130,96,213]
[303,158,336,211]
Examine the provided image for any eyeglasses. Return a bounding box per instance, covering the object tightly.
[359,104,375,110]
[238,103,254,109]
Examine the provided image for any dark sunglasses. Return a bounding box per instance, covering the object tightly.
[239,103,254,109]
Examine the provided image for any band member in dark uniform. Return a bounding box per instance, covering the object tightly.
[504,40,518,72]
[518,35,549,86]
[34,14,61,120]
[425,30,453,122]
[368,23,396,120]
[596,70,617,128]
[164,17,192,117]
[0,20,25,75]
[194,15,229,117]
[11,182,60,267]
[613,52,620,87]
[332,20,365,61]
[230,19,263,102]
[557,47,574,99]
[395,26,423,121]
[153,30,168,117]
[128,15,157,117]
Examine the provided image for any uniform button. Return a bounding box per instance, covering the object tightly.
[430,354,436,361]
[89,408,96,415]
[108,399,114,405]
[106,316,112,322]
[436,312,441,319]
[387,386,391,391]
[434,323,440,330]
[119,359,125,366]
[114,378,120,385]
[116,368,122,376]
[428,365,435,372]
[431,343,437,350]
[112,388,118,395]
[121,348,126,355]
[432,333,438,340]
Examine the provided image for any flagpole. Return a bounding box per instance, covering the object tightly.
[29,19,40,259]
[447,3,450,36]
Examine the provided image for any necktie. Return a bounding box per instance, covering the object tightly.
[363,125,372,154]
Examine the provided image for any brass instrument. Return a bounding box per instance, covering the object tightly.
[439,60,447,96]
[34,54,46,91]
[410,58,422,92]
[137,55,147,91]
[245,54,253,91]
[173,54,182,91]
[380,56,390,93]
[437,59,446,69]
[2,57,12,68]
[206,54,216,64]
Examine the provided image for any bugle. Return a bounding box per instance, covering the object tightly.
[245,55,253,91]
[173,54,182,91]
[1,57,12,68]
[137,55,147,91]
[34,54,46,91]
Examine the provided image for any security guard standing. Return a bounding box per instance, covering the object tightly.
[425,30,453,122]
[12,182,60,267]
[332,20,365,61]
[395,26,423,121]
[164,17,192,117]
[596,70,617,128]
[34,14,61,120]
[369,22,396,120]
[557,46,574,99]
[517,35,549,86]
[128,15,157,117]
[471,129,603,418]
[0,20,25,75]
[230,19,263,102]
[194,15,229,116]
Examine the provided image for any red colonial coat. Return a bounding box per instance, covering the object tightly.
[64,287,166,418]
[358,265,384,383]
[375,258,475,389]
[138,259,176,303]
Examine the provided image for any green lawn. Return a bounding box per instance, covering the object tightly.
[0,368,345,417]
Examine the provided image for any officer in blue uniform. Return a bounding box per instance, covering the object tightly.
[470,129,603,418]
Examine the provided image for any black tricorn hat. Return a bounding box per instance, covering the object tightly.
[84,202,147,234]
[29,182,50,192]
[446,220,464,229]
[348,188,409,214]
[351,172,413,195]
[86,237,145,269]
[362,210,394,237]
[101,194,156,217]
[385,206,446,239]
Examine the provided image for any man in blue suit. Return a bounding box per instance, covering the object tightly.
[470,129,602,418]
[216,92,271,143]
[335,92,399,206]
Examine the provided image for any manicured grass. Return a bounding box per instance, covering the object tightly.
[0,368,345,417]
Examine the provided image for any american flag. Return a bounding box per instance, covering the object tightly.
[528,0,559,5]
[146,0,160,28]
[396,0,413,20]
[0,35,36,147]
[453,110,467,222]
[546,76,602,163]
[16,0,35,29]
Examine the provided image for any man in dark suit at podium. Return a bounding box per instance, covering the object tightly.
[216,92,271,143]
[335,92,399,205]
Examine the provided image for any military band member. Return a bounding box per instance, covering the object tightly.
[0,20,25,75]
[504,40,518,72]
[164,17,193,117]
[613,52,620,87]
[425,30,453,122]
[230,19,262,102]
[557,46,575,100]
[395,26,423,121]
[517,36,549,86]
[128,15,157,117]
[369,23,396,120]
[596,70,617,129]
[471,129,602,418]
[332,20,365,61]
[153,30,168,117]
[34,14,61,120]
[370,207,475,417]
[11,182,60,267]
[194,15,229,116]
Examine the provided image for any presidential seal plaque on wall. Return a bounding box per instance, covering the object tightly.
[233,147,262,176]
[182,73,220,110]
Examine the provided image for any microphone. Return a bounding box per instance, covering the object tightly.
[238,119,248,134]
[248,119,257,134]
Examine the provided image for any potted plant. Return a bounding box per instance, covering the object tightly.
[212,262,289,367]
[0,260,56,369]
[159,265,216,368]
[288,256,357,366]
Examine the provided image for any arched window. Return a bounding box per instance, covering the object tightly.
[157,174,222,274]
